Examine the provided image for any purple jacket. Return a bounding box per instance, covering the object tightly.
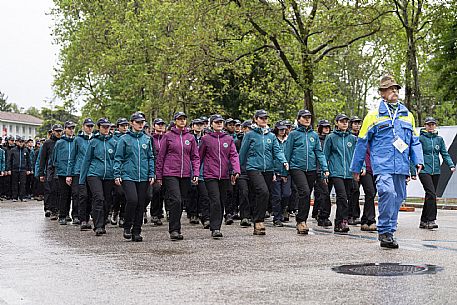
[156,127,200,179]
[152,133,164,156]
[199,131,241,180]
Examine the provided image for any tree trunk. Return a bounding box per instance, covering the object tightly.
[302,54,314,116]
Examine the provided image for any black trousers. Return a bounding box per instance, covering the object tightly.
[70,175,80,219]
[11,171,27,200]
[206,179,230,231]
[360,172,376,225]
[247,171,273,223]
[112,184,126,218]
[187,182,210,220]
[237,177,251,219]
[58,176,72,219]
[349,180,361,219]
[34,177,44,197]
[313,176,332,220]
[164,177,191,233]
[26,174,33,196]
[45,174,59,213]
[123,180,148,235]
[87,177,113,229]
[150,182,165,217]
[331,177,353,223]
[289,180,298,212]
[78,181,92,223]
[419,173,440,222]
[225,183,237,216]
[290,169,317,223]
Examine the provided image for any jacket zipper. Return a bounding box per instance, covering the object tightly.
[431,136,434,174]
[103,140,107,180]
[305,130,309,171]
[343,135,346,178]
[137,138,141,182]
[218,135,222,179]
[67,141,71,176]
[180,132,184,178]
[263,133,266,171]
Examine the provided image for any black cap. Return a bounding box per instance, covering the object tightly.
[52,124,63,131]
[254,109,268,118]
[425,117,437,124]
[16,136,24,141]
[200,116,209,122]
[173,112,187,120]
[97,118,111,126]
[153,118,165,125]
[275,121,288,130]
[83,118,95,126]
[318,119,331,127]
[226,118,235,124]
[282,120,292,127]
[64,121,76,128]
[234,119,241,125]
[191,118,204,125]
[335,114,349,122]
[136,111,146,119]
[144,122,150,128]
[27,139,33,143]
[116,118,129,126]
[241,120,252,128]
[210,114,225,124]
[297,109,312,118]
[130,112,146,122]
[349,116,362,122]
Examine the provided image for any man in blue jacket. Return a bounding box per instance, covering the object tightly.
[351,75,424,249]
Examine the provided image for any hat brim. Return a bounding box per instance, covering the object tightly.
[99,123,112,127]
[337,117,349,122]
[174,116,187,120]
[256,115,268,118]
[132,118,146,122]
[85,123,95,127]
[53,128,63,132]
[379,84,401,90]
[276,126,288,130]
[212,119,225,123]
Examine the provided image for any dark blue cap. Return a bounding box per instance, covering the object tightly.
[275,121,287,130]
[83,118,95,126]
[225,118,235,124]
[130,112,146,122]
[153,118,165,125]
[241,120,252,128]
[64,121,76,128]
[318,119,331,127]
[116,118,129,126]
[173,112,187,120]
[52,124,63,131]
[200,116,209,122]
[349,116,362,122]
[297,109,312,118]
[210,114,225,124]
[425,117,437,124]
[234,119,241,125]
[97,118,111,126]
[254,109,268,118]
[335,114,349,122]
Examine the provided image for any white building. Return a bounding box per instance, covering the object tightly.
[0,111,43,140]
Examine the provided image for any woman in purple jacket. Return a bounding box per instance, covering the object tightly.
[156,112,200,241]
[199,114,241,239]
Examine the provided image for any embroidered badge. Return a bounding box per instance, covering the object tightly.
[347,142,353,147]
[185,140,190,145]
[142,144,147,149]
[435,145,440,150]
[310,137,315,143]
[108,149,114,154]
[266,139,272,144]
[223,143,229,148]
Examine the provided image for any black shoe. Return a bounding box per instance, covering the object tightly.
[123,228,132,240]
[72,217,80,225]
[211,230,223,239]
[132,234,143,242]
[429,220,438,229]
[65,216,72,222]
[240,218,251,227]
[348,217,356,225]
[225,215,234,225]
[44,210,51,217]
[419,221,428,229]
[110,212,118,225]
[101,228,107,234]
[202,220,210,229]
[118,218,125,228]
[50,213,58,221]
[265,211,271,218]
[143,212,148,224]
[151,216,163,226]
[80,221,91,231]
[273,220,284,227]
[189,215,200,224]
[170,231,183,241]
[12,199,18,202]
[318,218,332,227]
[95,228,104,236]
[334,220,349,233]
[232,214,241,220]
[379,234,399,249]
[58,218,67,225]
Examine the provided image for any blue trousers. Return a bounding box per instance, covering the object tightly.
[376,174,407,235]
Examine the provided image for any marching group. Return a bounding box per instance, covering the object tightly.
[0,76,455,248]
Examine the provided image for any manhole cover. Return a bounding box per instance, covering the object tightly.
[332,263,443,276]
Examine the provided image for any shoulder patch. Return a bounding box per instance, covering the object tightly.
[185,139,190,146]
[223,142,229,148]
[347,142,353,147]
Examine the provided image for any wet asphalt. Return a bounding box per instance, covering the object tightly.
[1,199,457,305]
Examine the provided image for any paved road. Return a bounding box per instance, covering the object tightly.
[1,200,456,305]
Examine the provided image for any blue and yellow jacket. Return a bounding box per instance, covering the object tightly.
[323,129,357,179]
[113,130,155,182]
[69,131,92,176]
[79,133,117,184]
[418,129,454,175]
[284,125,328,173]
[239,126,287,172]
[351,101,423,176]
[51,135,75,177]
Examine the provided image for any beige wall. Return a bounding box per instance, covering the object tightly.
[0,121,38,139]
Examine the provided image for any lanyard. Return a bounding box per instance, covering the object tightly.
[384,102,399,136]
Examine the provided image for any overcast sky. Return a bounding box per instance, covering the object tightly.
[0,0,59,111]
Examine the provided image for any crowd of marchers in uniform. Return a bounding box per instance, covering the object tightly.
[0,76,455,248]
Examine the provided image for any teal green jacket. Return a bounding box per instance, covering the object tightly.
[419,129,455,175]
[0,148,5,172]
[69,131,93,176]
[239,126,287,172]
[274,137,288,176]
[52,135,76,177]
[284,125,328,172]
[323,130,357,179]
[79,133,117,184]
[113,130,155,182]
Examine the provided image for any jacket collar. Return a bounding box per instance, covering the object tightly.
[379,100,409,117]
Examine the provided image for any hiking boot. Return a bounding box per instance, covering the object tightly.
[225,214,234,225]
[419,221,428,229]
[211,230,223,239]
[80,221,92,231]
[296,222,309,234]
[95,228,104,236]
[189,215,200,225]
[58,218,67,225]
[123,227,132,240]
[110,212,119,225]
[202,220,210,229]
[318,218,332,227]
[379,233,399,249]
[429,220,438,229]
[72,217,80,225]
[132,234,143,242]
[240,218,251,227]
[170,231,184,241]
[334,220,349,233]
[253,222,266,235]
[118,218,125,228]
[44,210,51,217]
[361,223,377,231]
[273,220,284,227]
[282,210,289,222]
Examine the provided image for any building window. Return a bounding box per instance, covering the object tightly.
[29,127,32,134]
[16,125,19,134]
[9,125,12,132]
[22,126,25,134]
